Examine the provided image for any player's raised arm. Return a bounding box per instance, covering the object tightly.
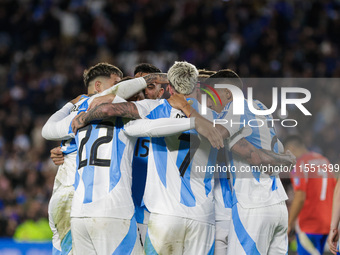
[142,73,168,86]
[88,73,169,110]
[41,98,82,141]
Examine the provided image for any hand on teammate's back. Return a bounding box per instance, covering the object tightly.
[71,112,86,134]
[50,146,64,166]
[88,94,116,111]
[195,117,224,149]
[167,94,188,110]
[168,94,224,149]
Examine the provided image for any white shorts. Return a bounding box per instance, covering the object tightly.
[227,202,288,255]
[137,223,148,246]
[48,180,74,254]
[215,220,231,255]
[145,213,215,255]
[71,216,143,255]
[137,209,150,246]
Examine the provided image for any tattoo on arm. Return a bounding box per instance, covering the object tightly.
[259,149,293,166]
[75,113,85,126]
[232,138,260,164]
[232,138,293,166]
[83,102,141,123]
[143,73,168,85]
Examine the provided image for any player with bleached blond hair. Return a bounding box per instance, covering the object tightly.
[45,70,208,254]
[71,62,296,254]
[71,61,225,254]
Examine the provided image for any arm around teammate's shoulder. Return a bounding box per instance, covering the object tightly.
[71,102,141,134]
[42,102,75,141]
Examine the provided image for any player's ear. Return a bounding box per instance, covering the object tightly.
[94,80,101,93]
[158,88,165,99]
[225,89,232,100]
[168,85,175,96]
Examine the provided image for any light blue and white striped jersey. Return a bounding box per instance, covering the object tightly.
[134,98,218,224]
[71,98,137,219]
[55,141,77,187]
[60,95,89,155]
[55,95,89,187]
[212,105,250,221]
[131,137,149,224]
[198,105,234,221]
[221,99,288,209]
[213,149,233,221]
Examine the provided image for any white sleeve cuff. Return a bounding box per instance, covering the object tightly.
[112,95,127,104]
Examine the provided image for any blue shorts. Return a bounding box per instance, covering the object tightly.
[296,232,327,255]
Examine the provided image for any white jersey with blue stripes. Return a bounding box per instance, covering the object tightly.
[134,98,218,224]
[221,99,288,209]
[214,152,233,221]
[54,141,77,187]
[55,96,90,187]
[71,98,137,219]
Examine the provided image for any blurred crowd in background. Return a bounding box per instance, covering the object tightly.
[0,0,340,240]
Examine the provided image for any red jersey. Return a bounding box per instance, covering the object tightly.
[291,152,336,234]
